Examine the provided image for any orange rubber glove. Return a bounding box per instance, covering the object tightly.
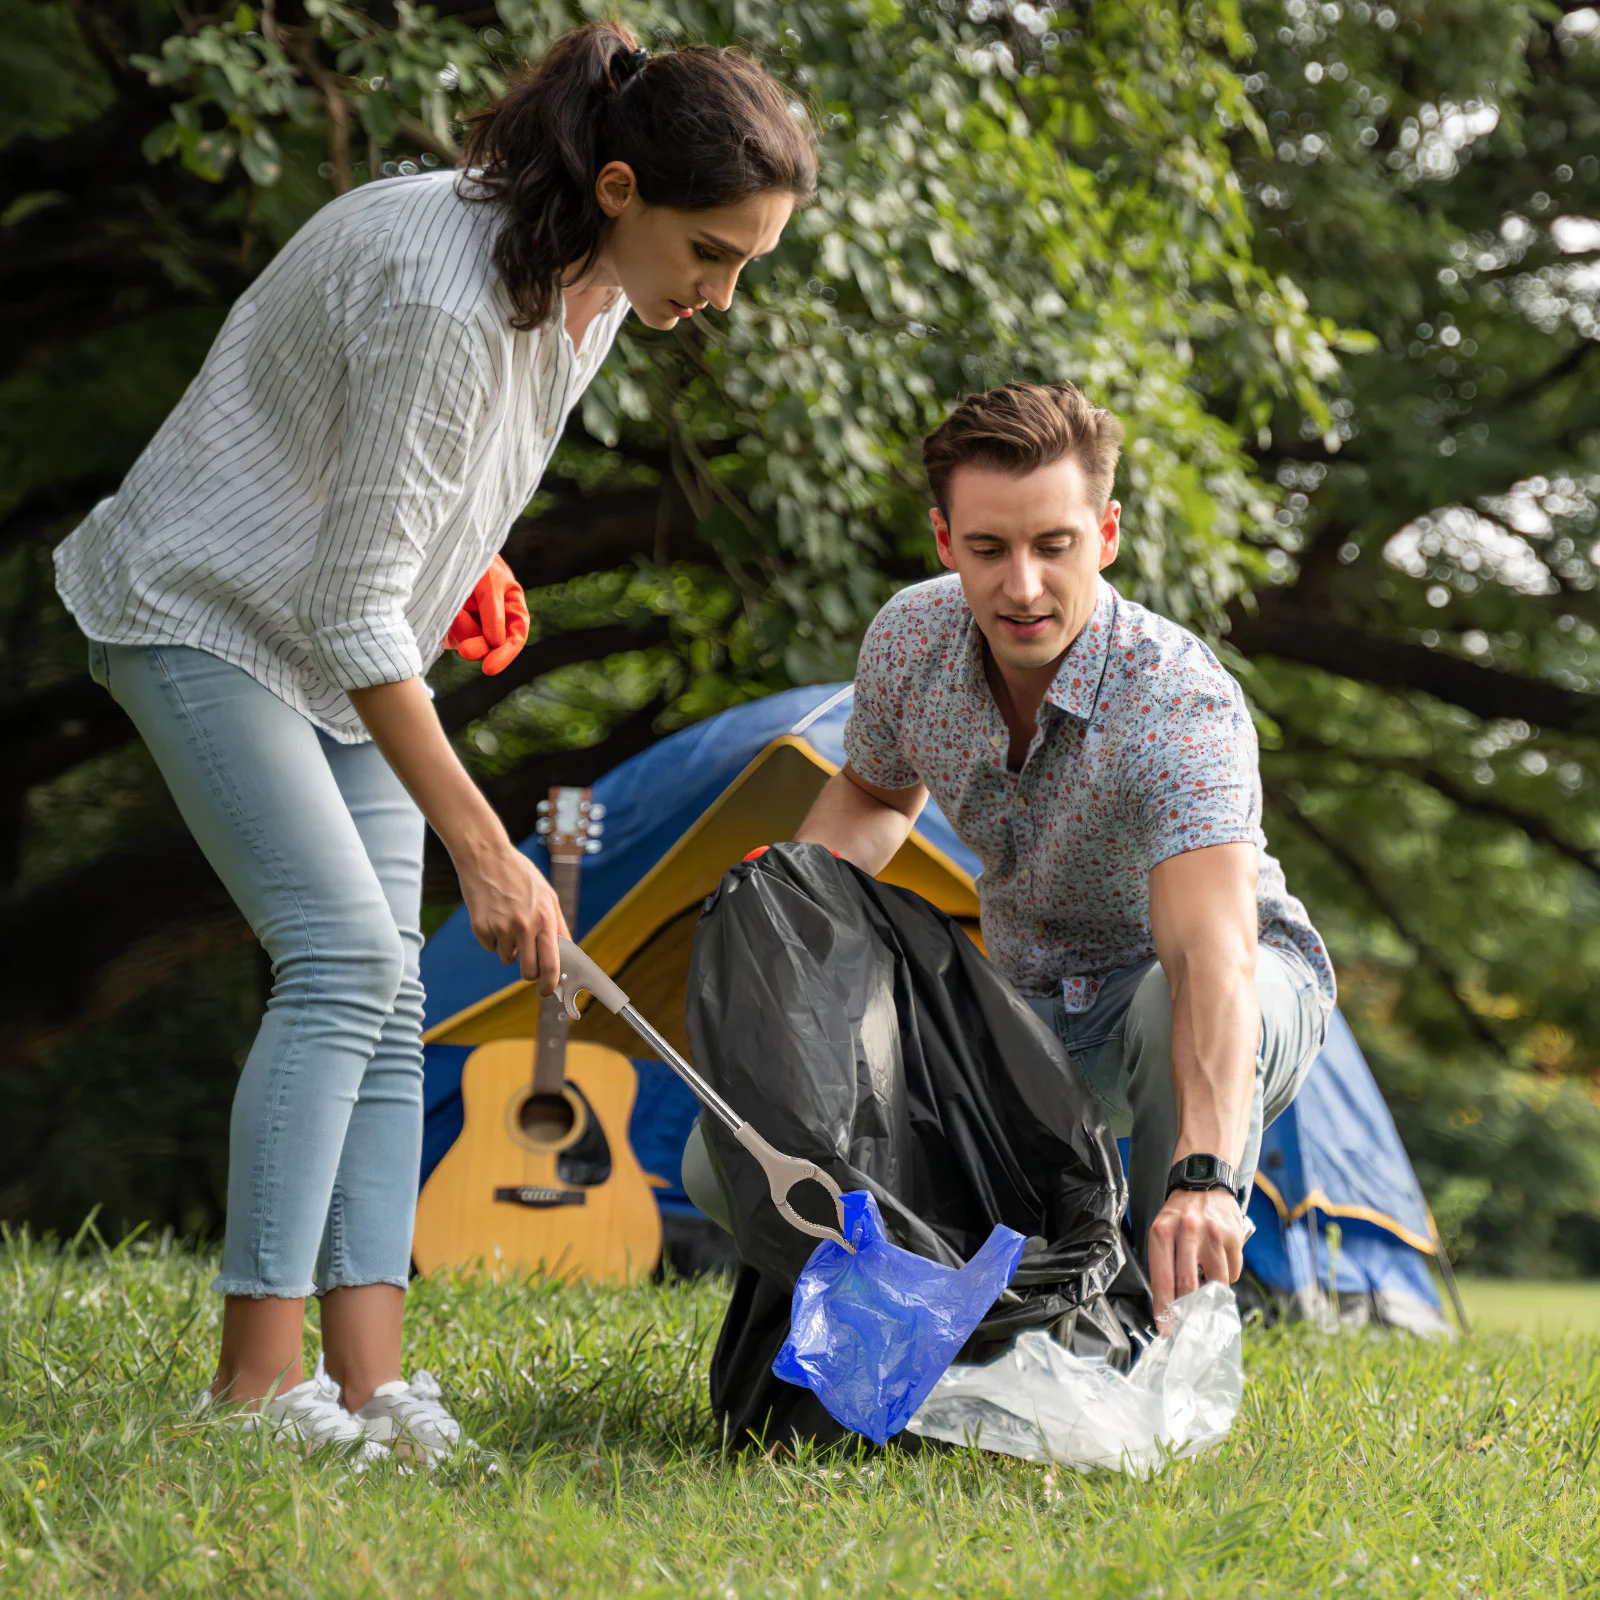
[445,554,529,676]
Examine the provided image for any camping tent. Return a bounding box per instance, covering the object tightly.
[419,684,1452,1333]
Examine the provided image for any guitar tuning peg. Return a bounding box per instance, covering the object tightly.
[584,839,601,854]
[587,822,603,837]
[536,800,551,816]
[588,803,607,821]
[536,819,551,835]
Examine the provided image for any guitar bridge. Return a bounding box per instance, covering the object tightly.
[493,1185,587,1209]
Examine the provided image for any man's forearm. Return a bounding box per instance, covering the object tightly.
[347,677,509,868]
[795,769,925,877]
[1166,949,1259,1167]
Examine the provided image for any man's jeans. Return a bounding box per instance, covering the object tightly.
[1028,944,1327,1261]
[88,640,426,1299]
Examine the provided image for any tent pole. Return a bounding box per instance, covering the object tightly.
[1435,1242,1472,1335]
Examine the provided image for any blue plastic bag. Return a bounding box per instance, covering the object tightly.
[772,1190,1026,1444]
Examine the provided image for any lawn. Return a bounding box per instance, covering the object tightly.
[2,1230,1597,1599]
[1454,1276,1600,1337]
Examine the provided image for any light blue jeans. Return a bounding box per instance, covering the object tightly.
[89,642,426,1298]
[1028,944,1327,1262]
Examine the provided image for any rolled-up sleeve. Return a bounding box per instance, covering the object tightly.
[843,608,921,791]
[294,304,487,691]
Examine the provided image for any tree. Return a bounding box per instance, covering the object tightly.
[4,0,1599,1266]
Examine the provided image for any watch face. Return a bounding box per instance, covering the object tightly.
[1188,1155,1220,1183]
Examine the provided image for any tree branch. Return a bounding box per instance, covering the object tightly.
[396,110,461,166]
[1485,338,1600,422]
[1413,766,1600,884]
[1228,597,1600,733]
[1271,727,1600,886]
[298,44,354,194]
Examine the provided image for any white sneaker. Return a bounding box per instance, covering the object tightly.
[197,1364,388,1466]
[345,1359,472,1464]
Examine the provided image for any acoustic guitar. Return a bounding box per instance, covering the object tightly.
[411,787,663,1285]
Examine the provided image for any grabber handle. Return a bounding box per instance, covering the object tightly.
[553,935,630,1020]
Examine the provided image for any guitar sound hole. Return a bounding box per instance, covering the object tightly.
[518,1092,576,1145]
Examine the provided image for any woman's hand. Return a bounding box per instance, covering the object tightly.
[456,839,569,992]
[445,555,529,675]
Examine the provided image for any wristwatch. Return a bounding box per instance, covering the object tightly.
[1165,1152,1245,1206]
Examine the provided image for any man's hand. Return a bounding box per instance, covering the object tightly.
[445,554,529,675]
[1147,1187,1248,1322]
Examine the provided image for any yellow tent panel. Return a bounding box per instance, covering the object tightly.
[425,734,982,1059]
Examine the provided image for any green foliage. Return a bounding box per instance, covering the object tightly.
[128,0,1351,660]
[0,0,111,153]
[1,1238,1598,1594]
[5,0,1600,1271]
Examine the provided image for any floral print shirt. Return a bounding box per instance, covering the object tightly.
[844,574,1335,1014]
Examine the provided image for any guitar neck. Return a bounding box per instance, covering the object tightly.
[532,851,582,1097]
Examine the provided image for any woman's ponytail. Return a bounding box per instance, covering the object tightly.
[462,22,817,331]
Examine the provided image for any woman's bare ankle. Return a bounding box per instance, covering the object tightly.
[209,1361,306,1406]
[212,1293,307,1406]
[318,1283,406,1411]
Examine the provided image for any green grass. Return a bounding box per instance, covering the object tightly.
[1454,1276,1600,1337]
[3,1231,1598,1598]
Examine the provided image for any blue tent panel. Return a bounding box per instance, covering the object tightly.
[1256,1009,1434,1254]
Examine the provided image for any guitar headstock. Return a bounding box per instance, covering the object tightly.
[536,786,605,866]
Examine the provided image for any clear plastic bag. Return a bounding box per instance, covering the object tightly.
[904,1280,1243,1475]
[772,1190,1026,1446]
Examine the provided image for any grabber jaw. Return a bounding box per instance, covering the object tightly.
[735,1126,856,1254]
[773,1168,855,1255]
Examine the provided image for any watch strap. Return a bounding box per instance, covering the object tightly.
[1166,1152,1243,1204]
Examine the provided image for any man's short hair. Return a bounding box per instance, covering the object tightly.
[921,382,1125,516]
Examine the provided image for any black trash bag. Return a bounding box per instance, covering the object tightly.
[685,843,1153,1450]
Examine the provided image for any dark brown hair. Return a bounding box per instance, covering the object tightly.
[462,22,818,330]
[922,382,1125,515]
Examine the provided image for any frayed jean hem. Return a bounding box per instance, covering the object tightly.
[313,1273,411,1298]
[210,1275,318,1300]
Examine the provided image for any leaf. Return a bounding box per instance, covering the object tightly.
[239,138,283,186]
[0,191,67,227]
[360,91,400,144]
[140,122,181,165]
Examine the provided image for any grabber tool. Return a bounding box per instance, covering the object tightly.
[552,937,854,1253]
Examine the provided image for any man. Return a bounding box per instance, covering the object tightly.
[789,382,1334,1317]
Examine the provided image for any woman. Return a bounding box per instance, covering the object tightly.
[53,21,816,1462]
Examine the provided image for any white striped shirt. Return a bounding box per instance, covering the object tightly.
[54,170,629,742]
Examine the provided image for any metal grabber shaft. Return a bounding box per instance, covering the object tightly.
[551,936,854,1252]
